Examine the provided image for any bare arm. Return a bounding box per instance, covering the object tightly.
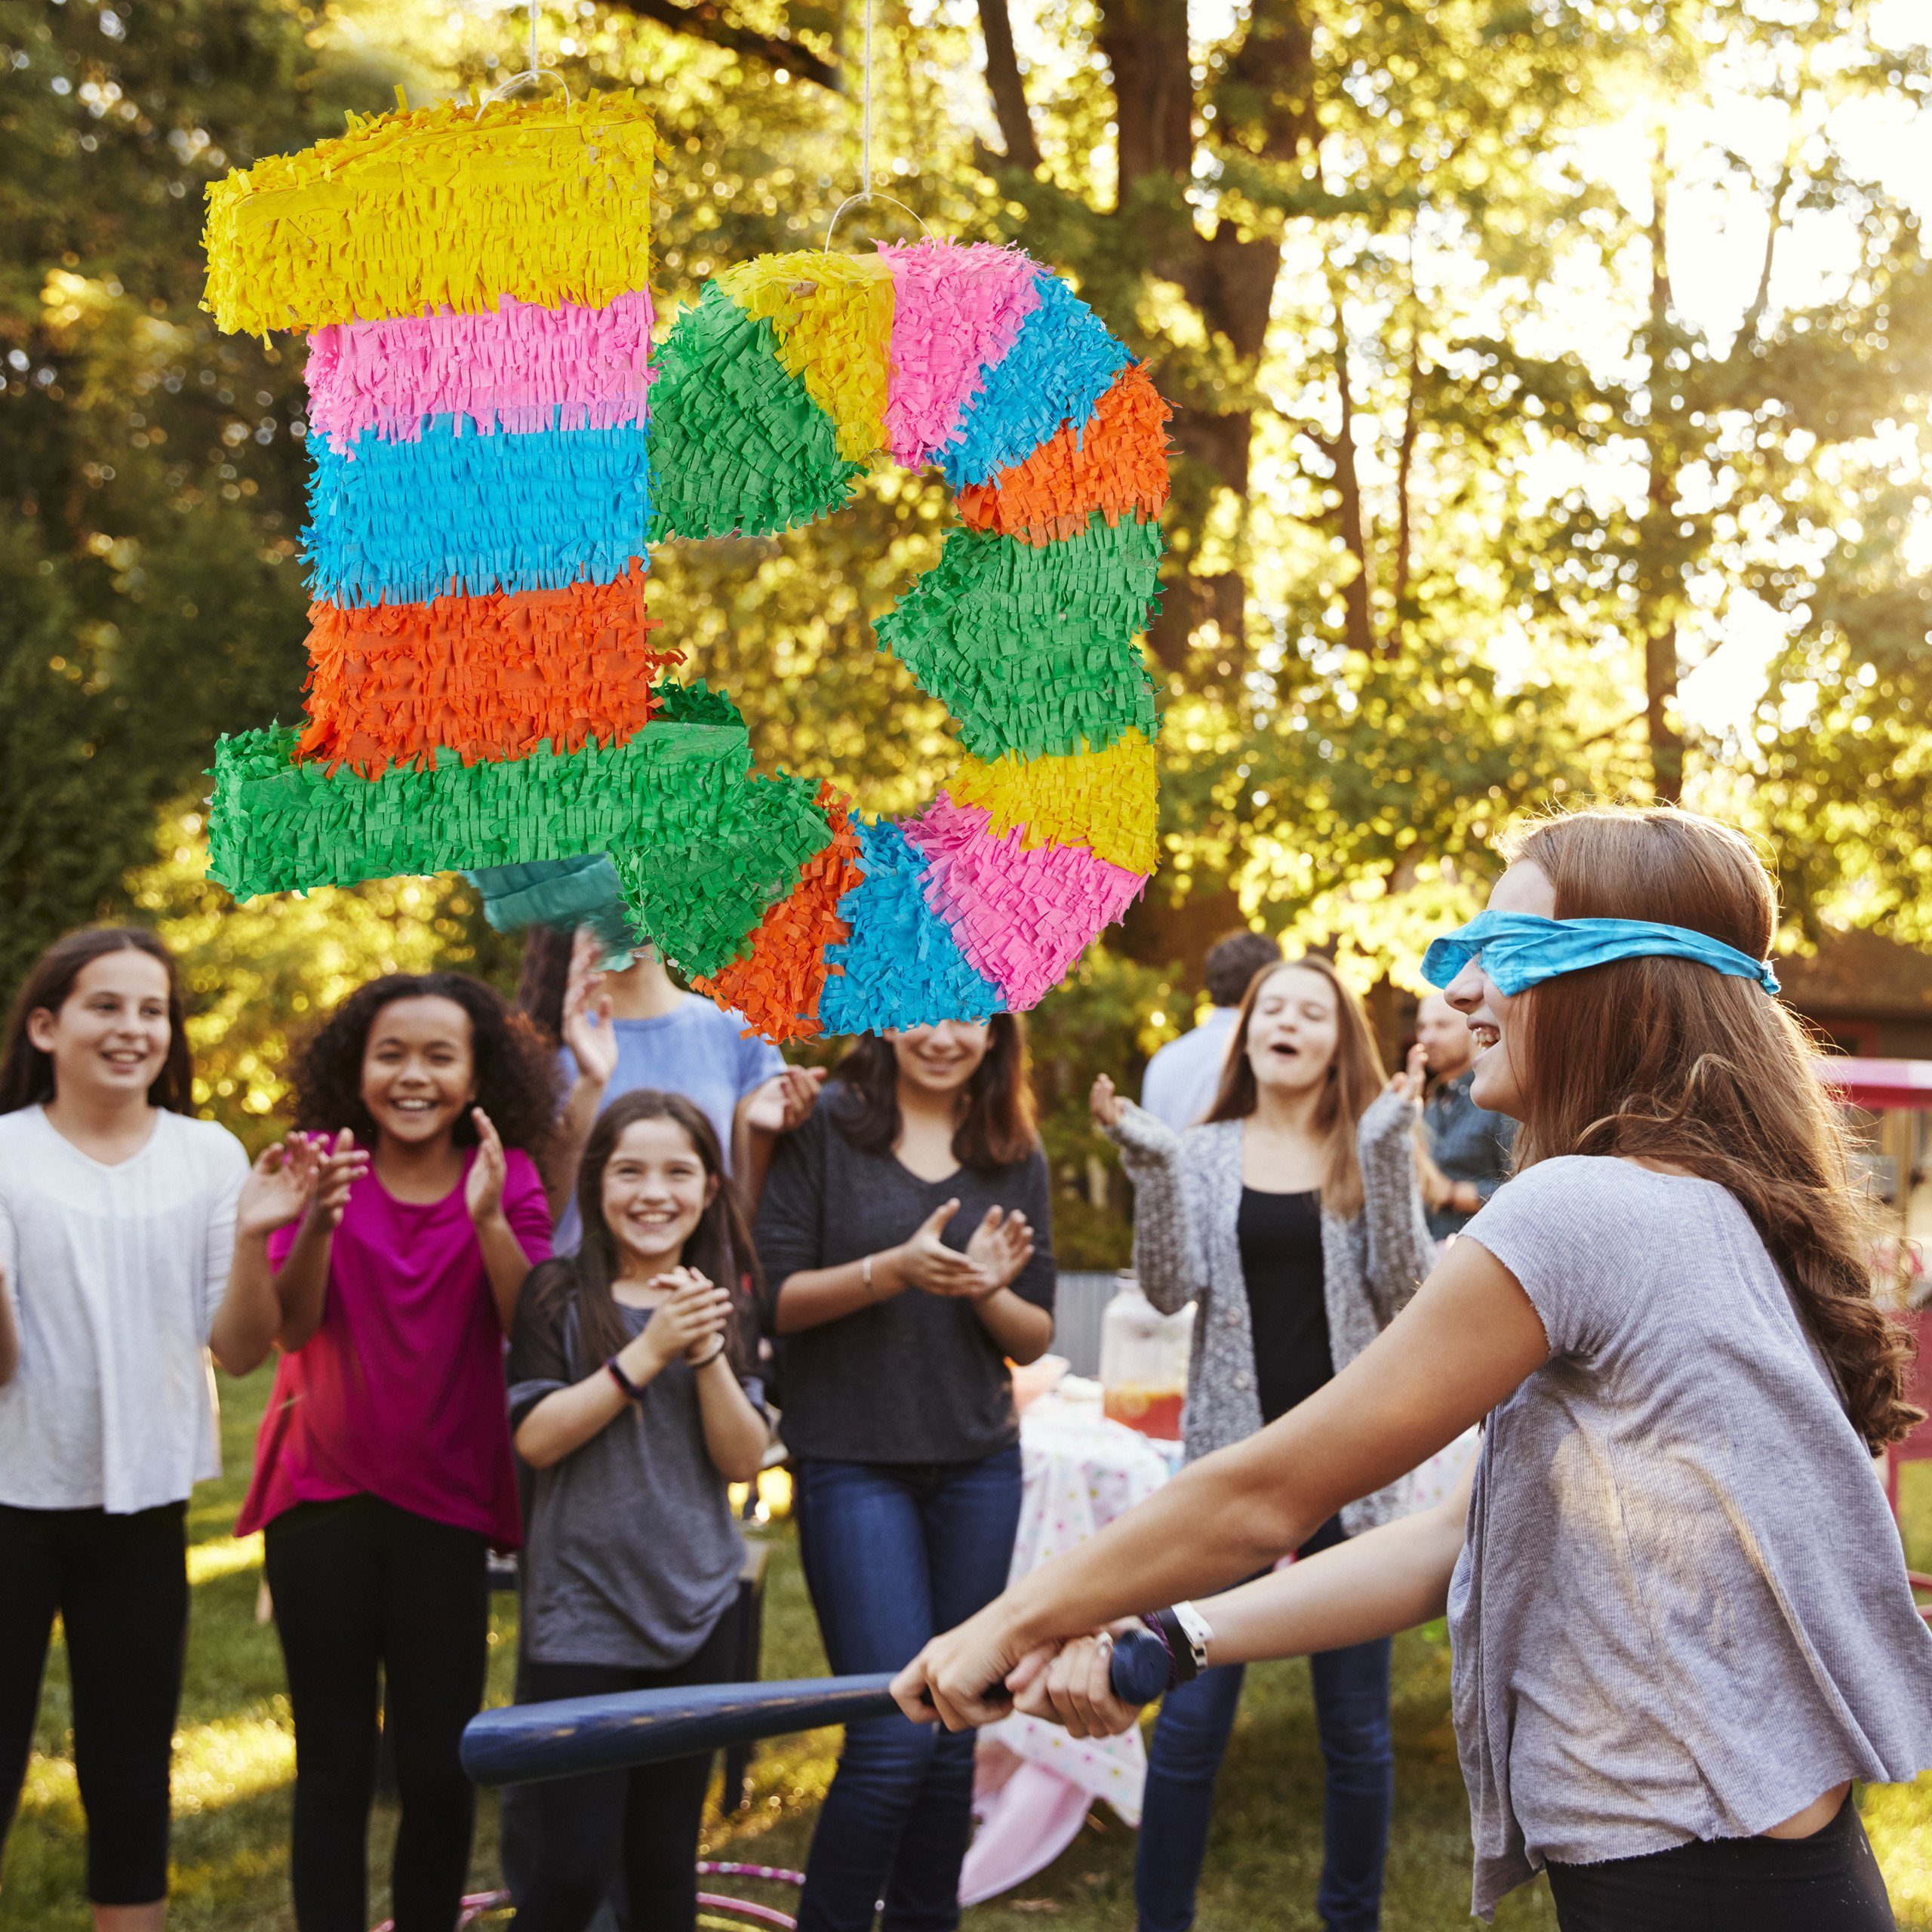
[974,1288,1054,1364]
[693,1351,771,1482]
[515,1272,731,1468]
[1195,1457,1474,1665]
[542,931,619,1220]
[467,1110,537,1334]
[733,1068,826,1219]
[1008,1464,1476,1740]
[894,1234,1547,1727]
[771,1198,992,1335]
[0,1266,18,1386]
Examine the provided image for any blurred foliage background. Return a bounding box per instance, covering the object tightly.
[2,0,1928,1264]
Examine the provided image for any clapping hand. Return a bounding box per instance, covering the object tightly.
[1090,1073,1124,1130]
[1387,1042,1428,1106]
[965,1205,1034,1296]
[561,927,620,1088]
[240,1129,367,1239]
[897,1199,998,1299]
[465,1109,510,1228]
[743,1066,825,1137]
[635,1269,732,1370]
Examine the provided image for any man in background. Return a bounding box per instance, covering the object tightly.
[1140,928,1283,1131]
[1417,989,1517,1239]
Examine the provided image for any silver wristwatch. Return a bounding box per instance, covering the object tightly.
[1171,1599,1213,1672]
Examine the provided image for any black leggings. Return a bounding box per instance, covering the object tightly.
[508,1602,741,1932]
[0,1500,189,1906]
[1545,1793,1896,1931]
[263,1494,490,1932]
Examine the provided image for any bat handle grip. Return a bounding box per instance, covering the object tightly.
[1108,1626,1174,1705]
[958,1625,1172,1715]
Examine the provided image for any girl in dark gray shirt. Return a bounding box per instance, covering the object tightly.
[755,1017,1054,1932]
[897,807,1932,1932]
[506,1090,771,1932]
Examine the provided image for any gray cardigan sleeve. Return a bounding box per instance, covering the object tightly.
[1355,1087,1435,1323]
[1103,1101,1209,1315]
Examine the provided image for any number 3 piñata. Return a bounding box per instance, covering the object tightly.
[201,91,1171,1041]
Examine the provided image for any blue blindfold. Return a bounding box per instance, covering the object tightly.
[1420,910,1780,998]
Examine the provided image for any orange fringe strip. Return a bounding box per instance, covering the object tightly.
[694,786,865,1042]
[955,363,1172,546]
[297,563,675,778]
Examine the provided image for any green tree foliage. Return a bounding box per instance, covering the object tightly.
[0,0,384,991]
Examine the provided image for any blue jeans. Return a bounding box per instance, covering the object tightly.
[1134,1518,1393,1932]
[792,1447,1023,1932]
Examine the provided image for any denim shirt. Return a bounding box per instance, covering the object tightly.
[1423,1070,1518,1241]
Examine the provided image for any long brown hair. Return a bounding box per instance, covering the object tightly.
[831,1016,1039,1174]
[528,1089,761,1377]
[1505,805,1919,1451]
[1203,956,1389,1217]
[0,928,192,1115]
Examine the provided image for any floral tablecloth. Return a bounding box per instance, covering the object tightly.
[958,1383,1177,1903]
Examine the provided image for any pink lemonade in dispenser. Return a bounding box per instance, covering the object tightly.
[1100,1276,1194,1441]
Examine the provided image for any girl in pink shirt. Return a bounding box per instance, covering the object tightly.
[231,972,556,1932]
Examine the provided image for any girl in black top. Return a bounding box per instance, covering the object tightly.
[754,1017,1054,1932]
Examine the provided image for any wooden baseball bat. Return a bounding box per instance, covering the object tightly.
[461,1627,1173,1788]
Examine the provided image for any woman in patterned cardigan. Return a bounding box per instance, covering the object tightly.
[1091,954,1433,1932]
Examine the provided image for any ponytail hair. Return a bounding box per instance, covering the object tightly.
[1505,805,1920,1451]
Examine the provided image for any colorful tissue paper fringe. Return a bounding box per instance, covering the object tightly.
[949,730,1159,875]
[817,818,1004,1035]
[934,271,1131,491]
[906,798,1149,1012]
[718,254,896,463]
[203,93,661,334]
[203,104,1174,1037]
[693,786,866,1042]
[880,242,1043,469]
[300,563,672,777]
[875,512,1164,761]
[955,363,1171,544]
[304,415,654,607]
[647,283,866,541]
[306,293,655,448]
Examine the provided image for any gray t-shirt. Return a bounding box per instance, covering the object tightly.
[753,1099,1057,1464]
[508,1284,752,1669]
[1451,1156,1932,1919]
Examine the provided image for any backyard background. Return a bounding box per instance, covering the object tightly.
[4,0,1932,1265]
[2,1365,1930,1931]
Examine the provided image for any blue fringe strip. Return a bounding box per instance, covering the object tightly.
[937,274,1131,491]
[304,414,653,608]
[819,818,1004,1035]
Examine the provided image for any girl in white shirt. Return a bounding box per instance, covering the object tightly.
[0,927,319,1931]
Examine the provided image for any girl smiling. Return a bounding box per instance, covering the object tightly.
[234,972,557,1932]
[897,808,1932,1932]
[506,1089,769,1932]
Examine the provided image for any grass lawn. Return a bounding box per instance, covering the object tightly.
[5,1364,1931,1931]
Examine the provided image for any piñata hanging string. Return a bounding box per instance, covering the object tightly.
[476,0,572,112]
[826,0,930,248]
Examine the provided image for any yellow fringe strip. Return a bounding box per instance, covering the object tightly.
[948,729,1159,875]
[716,252,894,463]
[204,93,660,334]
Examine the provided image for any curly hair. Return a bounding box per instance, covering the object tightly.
[294,971,559,1154]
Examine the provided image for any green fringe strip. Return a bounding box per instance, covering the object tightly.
[208,714,833,980]
[647,284,866,541]
[874,511,1164,761]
